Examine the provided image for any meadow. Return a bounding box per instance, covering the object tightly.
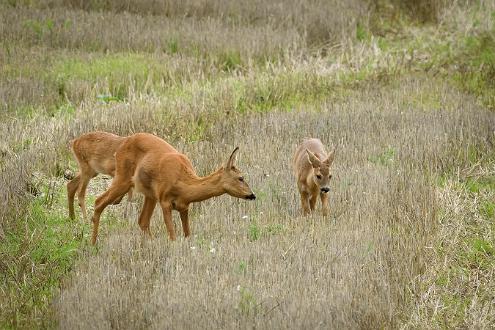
[1,0,494,328]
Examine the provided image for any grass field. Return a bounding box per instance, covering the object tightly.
[1,0,495,328]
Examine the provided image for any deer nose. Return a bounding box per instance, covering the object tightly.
[246,193,256,200]
[321,187,330,193]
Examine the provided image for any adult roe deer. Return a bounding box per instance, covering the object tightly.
[89,133,256,244]
[67,131,127,220]
[293,138,335,216]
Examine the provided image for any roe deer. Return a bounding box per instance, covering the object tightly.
[293,138,335,216]
[89,133,255,244]
[67,131,127,220]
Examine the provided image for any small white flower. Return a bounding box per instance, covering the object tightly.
[242,215,249,220]
[190,246,196,250]
[236,285,241,291]
[210,248,216,253]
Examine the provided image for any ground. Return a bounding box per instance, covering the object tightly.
[0,0,494,328]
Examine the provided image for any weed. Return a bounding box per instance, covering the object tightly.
[219,51,242,72]
[166,38,179,54]
[480,200,495,219]
[356,22,370,42]
[248,223,260,242]
[368,147,396,166]
[237,260,247,275]
[238,287,258,315]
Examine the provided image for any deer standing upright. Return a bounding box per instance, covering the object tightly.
[293,138,335,216]
[67,132,127,220]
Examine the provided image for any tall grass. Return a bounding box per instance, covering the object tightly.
[53,77,494,328]
[1,0,495,328]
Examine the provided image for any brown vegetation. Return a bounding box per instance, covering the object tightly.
[1,0,494,328]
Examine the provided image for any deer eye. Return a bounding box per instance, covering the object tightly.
[238,177,244,182]
[329,174,333,179]
[316,174,322,180]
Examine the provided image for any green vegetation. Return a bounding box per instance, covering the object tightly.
[1,0,494,328]
[0,181,85,328]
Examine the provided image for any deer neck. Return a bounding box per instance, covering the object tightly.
[180,168,225,204]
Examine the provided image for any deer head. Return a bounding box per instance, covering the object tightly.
[221,147,256,200]
[306,148,335,193]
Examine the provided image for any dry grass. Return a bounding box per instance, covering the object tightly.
[1,0,495,328]
[47,77,492,329]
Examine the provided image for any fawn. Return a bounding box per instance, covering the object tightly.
[67,131,127,220]
[293,138,335,216]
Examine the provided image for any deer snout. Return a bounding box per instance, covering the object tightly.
[245,193,256,200]
[320,187,330,193]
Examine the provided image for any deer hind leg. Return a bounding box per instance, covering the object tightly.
[179,209,190,237]
[160,201,176,241]
[138,196,156,237]
[91,179,132,245]
[320,192,329,217]
[67,174,81,220]
[113,187,134,205]
[77,172,96,221]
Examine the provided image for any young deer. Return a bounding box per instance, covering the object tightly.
[89,133,255,244]
[67,131,126,220]
[293,138,335,216]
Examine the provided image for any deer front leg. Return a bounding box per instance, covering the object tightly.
[91,179,132,245]
[299,191,310,215]
[160,201,176,241]
[179,209,190,237]
[138,196,156,237]
[309,192,318,212]
[320,192,329,217]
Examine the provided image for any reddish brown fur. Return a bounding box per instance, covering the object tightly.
[89,133,255,244]
[293,138,335,216]
[67,131,127,220]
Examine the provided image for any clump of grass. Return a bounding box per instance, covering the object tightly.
[0,179,86,328]
[454,32,495,109]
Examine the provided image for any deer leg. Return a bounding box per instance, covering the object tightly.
[320,192,329,217]
[179,209,190,237]
[160,201,176,241]
[112,195,124,205]
[300,191,310,215]
[138,196,156,237]
[67,174,81,220]
[309,192,318,212]
[77,173,93,221]
[91,180,132,245]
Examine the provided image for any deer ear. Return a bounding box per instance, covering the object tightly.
[323,148,336,166]
[226,147,239,169]
[306,149,321,168]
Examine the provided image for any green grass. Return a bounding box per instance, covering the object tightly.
[2,1,495,328]
[0,182,86,328]
[463,176,495,194]
[368,147,396,166]
[50,53,170,102]
[453,32,495,109]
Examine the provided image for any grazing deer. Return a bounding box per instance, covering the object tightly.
[89,133,255,244]
[293,138,335,216]
[67,132,126,221]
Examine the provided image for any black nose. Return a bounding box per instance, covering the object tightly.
[246,194,256,200]
[321,187,330,193]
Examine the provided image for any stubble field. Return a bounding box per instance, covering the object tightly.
[1,0,494,328]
